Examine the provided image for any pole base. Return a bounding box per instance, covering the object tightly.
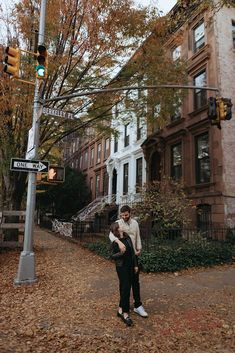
[14,251,37,285]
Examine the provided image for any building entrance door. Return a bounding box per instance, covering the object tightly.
[112,169,117,200]
[150,151,161,181]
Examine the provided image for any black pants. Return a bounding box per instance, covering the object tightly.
[116,261,142,313]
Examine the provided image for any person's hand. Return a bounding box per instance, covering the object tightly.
[117,240,126,253]
[135,249,141,256]
[134,266,139,274]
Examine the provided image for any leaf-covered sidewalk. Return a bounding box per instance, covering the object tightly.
[0,228,235,353]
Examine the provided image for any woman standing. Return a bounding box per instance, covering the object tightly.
[110,222,138,327]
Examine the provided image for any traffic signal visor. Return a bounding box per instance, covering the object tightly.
[3,46,20,78]
[36,45,48,79]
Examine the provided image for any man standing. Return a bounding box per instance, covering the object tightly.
[109,204,148,318]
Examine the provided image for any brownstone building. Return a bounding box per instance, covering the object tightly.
[63,128,110,201]
[142,2,235,228]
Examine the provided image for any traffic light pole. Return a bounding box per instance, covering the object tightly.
[15,0,47,285]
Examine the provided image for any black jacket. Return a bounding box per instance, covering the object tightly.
[111,233,137,268]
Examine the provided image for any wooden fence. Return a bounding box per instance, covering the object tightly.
[0,210,26,248]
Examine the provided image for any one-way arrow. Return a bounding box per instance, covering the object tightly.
[10,158,49,173]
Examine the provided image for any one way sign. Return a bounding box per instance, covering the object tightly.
[10,158,49,173]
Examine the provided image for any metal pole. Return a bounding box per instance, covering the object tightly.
[43,84,220,103]
[15,0,47,285]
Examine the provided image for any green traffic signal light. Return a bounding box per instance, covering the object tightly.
[36,64,45,78]
[36,45,48,79]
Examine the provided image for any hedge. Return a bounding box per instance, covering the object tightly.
[86,237,234,273]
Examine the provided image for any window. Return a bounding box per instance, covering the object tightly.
[72,141,76,154]
[154,103,161,118]
[95,174,100,197]
[104,138,110,159]
[90,177,93,194]
[193,21,205,53]
[97,143,101,163]
[124,124,130,147]
[123,163,129,195]
[136,157,143,192]
[84,150,88,169]
[172,45,181,61]
[103,171,109,195]
[126,88,138,106]
[171,143,182,180]
[137,117,143,140]
[232,20,235,49]
[195,133,210,184]
[90,148,94,166]
[171,109,181,122]
[193,70,207,110]
[114,102,120,119]
[197,204,212,231]
[114,136,118,153]
[170,103,182,122]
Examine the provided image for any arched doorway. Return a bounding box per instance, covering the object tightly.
[150,151,161,182]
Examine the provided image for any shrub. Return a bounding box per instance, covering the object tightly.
[85,242,111,259]
[85,237,234,273]
[139,238,234,273]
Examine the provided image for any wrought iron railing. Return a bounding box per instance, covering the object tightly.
[70,223,235,248]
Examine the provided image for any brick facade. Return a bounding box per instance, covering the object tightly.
[142,4,235,227]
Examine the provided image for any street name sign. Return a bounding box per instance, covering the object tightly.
[25,147,36,160]
[27,127,35,152]
[10,158,49,173]
[42,107,74,119]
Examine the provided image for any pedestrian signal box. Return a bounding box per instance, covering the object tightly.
[48,166,65,183]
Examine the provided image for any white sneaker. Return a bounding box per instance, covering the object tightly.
[134,305,148,318]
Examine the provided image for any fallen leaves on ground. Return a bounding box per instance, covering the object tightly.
[0,229,235,353]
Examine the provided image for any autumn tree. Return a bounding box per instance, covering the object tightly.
[132,177,194,231]
[0,0,159,209]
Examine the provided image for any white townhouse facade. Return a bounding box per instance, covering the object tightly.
[106,96,147,206]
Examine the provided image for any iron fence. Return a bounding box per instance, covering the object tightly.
[72,220,109,244]
[71,220,235,249]
[140,226,235,251]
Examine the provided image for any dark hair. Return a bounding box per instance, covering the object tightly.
[110,222,120,237]
[120,205,131,213]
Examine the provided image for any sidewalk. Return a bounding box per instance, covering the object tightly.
[0,227,234,353]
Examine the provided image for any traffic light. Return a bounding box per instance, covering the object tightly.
[216,97,233,121]
[48,166,65,183]
[3,46,20,78]
[208,97,217,120]
[36,45,48,79]
[218,98,226,120]
[208,97,233,128]
[208,97,220,128]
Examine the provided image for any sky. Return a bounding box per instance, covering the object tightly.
[135,0,177,13]
[1,0,178,15]
[2,0,177,14]
[0,0,178,42]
